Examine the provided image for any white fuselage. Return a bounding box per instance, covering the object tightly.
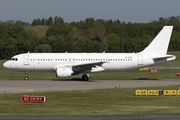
[3,52,175,73]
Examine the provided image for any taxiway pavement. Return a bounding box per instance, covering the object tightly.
[0,79,180,94]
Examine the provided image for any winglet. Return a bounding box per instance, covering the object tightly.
[141,26,173,55]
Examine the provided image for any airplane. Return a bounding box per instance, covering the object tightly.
[3,26,176,81]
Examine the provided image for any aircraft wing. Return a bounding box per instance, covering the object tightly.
[73,61,105,67]
[52,61,106,71]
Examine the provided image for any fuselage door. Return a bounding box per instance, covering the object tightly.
[138,55,143,65]
[24,55,29,65]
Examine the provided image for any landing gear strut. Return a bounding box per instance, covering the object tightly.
[82,74,89,81]
[24,72,29,80]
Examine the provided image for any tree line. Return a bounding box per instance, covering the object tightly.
[0,16,180,59]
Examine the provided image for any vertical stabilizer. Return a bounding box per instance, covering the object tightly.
[141,26,173,55]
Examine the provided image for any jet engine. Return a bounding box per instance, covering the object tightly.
[56,67,73,78]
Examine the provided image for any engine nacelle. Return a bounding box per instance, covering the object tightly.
[56,67,73,78]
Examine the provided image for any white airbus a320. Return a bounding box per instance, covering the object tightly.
[3,26,176,81]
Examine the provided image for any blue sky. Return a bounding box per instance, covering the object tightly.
[0,0,180,24]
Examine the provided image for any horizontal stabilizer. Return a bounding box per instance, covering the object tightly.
[153,55,176,60]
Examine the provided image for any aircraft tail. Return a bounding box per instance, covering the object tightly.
[140,26,173,55]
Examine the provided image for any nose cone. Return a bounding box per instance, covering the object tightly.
[3,62,9,69]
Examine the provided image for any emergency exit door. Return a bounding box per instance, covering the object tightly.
[24,55,29,65]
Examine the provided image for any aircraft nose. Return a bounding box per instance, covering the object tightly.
[3,62,9,69]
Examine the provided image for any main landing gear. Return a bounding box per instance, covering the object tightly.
[24,72,29,80]
[82,74,89,81]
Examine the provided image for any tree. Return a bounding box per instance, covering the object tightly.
[96,19,104,25]
[159,17,167,25]
[47,17,53,26]
[46,24,72,36]
[91,41,101,52]
[15,20,30,26]
[17,40,32,54]
[0,28,7,39]
[105,34,120,52]
[31,19,38,26]
[34,44,52,53]
[26,25,49,38]
[54,16,64,25]
[126,24,140,38]
[87,26,106,41]
[75,37,92,52]
[0,39,5,59]
[51,38,74,52]
[37,18,41,25]
[41,18,46,25]
[81,18,95,29]
[101,38,109,52]
[7,25,28,39]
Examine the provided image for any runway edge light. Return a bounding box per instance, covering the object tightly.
[8,90,11,97]
[3,90,6,97]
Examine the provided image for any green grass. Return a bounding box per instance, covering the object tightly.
[1,85,180,116]
[0,60,6,66]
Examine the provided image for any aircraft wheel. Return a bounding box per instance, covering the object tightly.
[82,75,89,81]
[24,76,29,80]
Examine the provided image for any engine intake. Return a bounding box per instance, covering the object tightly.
[56,67,73,78]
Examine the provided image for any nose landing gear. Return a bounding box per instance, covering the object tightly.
[24,72,29,80]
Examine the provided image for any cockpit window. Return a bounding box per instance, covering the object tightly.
[10,58,18,61]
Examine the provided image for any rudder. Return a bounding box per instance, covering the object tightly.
[141,26,173,55]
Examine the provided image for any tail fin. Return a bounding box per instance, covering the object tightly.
[141,26,173,55]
